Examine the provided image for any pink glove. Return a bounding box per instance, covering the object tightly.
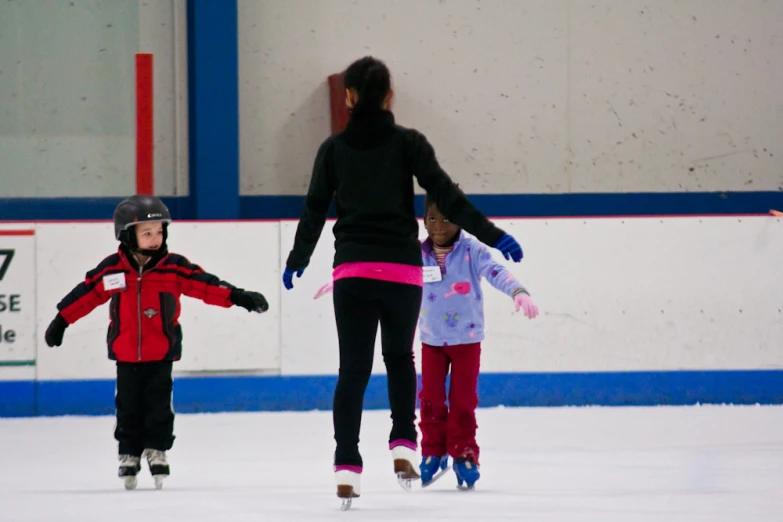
[313,282,334,300]
[514,293,538,319]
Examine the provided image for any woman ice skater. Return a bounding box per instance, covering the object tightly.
[282,56,523,509]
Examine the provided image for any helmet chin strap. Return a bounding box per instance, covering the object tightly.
[136,246,167,258]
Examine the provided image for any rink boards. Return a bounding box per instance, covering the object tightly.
[1,217,782,416]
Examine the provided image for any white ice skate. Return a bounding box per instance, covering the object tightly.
[391,445,421,492]
[143,449,169,490]
[335,469,361,510]
[118,454,141,490]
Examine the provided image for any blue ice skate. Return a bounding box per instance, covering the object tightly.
[420,455,450,487]
[454,457,480,490]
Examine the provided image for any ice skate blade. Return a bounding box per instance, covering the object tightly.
[396,473,414,491]
[394,458,420,492]
[457,484,476,491]
[153,475,166,490]
[337,485,358,510]
[122,476,137,490]
[421,465,451,488]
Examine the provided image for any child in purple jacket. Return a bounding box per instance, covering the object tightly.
[418,194,539,490]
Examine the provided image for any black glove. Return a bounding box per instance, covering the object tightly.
[230,289,269,313]
[45,313,68,347]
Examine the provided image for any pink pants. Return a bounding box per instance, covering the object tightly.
[418,342,481,465]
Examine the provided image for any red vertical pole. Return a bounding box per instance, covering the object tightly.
[135,53,154,195]
[328,73,349,135]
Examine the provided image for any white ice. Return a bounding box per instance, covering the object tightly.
[1,406,781,522]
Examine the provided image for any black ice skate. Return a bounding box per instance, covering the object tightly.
[118,454,141,490]
[143,449,169,489]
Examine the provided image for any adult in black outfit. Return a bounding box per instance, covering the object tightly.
[282,56,523,506]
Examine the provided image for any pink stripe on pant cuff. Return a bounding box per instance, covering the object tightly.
[389,439,417,450]
[334,464,363,473]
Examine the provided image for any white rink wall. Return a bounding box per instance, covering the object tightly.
[0,217,781,383]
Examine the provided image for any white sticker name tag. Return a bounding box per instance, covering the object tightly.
[103,273,127,291]
[423,266,443,283]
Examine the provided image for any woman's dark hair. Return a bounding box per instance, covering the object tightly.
[343,56,391,117]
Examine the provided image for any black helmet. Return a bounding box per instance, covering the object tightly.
[113,195,172,255]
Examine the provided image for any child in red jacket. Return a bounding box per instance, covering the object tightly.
[44,195,268,490]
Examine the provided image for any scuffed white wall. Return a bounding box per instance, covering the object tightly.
[0,0,187,197]
[1,216,780,382]
[238,0,783,195]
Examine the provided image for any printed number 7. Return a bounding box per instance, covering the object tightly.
[0,250,15,281]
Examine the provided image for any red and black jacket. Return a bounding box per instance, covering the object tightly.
[56,247,235,362]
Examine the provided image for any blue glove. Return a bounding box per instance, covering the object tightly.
[494,234,523,262]
[282,267,305,290]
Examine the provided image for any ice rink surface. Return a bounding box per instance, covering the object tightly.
[1,405,781,521]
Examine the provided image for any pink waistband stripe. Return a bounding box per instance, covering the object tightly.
[333,262,423,287]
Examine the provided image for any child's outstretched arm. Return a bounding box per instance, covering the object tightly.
[469,238,539,319]
[45,255,122,347]
[165,255,269,313]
